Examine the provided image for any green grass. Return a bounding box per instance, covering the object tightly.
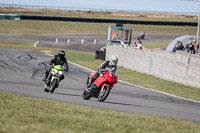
[0,19,197,35]
[0,20,111,35]
[1,91,200,133]
[1,41,200,101]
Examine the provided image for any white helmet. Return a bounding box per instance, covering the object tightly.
[109,55,118,66]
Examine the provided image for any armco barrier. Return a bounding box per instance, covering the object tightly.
[106,45,200,88]
[20,15,197,26]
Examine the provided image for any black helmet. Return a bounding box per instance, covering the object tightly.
[58,50,65,57]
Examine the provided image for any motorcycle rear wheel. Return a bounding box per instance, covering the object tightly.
[50,79,58,93]
[82,89,91,100]
[98,86,110,102]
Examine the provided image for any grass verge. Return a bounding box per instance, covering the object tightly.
[1,91,200,133]
[0,19,197,35]
[0,41,200,101]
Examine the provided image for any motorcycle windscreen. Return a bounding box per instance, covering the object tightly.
[90,72,96,79]
[54,65,64,71]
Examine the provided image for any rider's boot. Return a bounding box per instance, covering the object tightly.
[42,72,48,82]
[45,73,52,86]
[86,78,93,89]
[44,83,48,89]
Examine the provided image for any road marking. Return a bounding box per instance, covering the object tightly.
[34,41,39,47]
[42,51,200,104]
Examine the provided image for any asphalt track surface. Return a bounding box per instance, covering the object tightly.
[0,34,179,52]
[1,47,200,122]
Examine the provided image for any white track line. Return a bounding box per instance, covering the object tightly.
[42,51,200,104]
[34,41,39,47]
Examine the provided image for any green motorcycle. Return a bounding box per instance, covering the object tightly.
[44,65,64,93]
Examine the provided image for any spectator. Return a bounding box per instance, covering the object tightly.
[173,40,180,52]
[134,38,142,47]
[183,40,195,54]
[140,32,145,40]
[193,39,199,54]
[112,31,117,40]
[134,38,144,50]
[173,41,184,52]
[136,42,144,50]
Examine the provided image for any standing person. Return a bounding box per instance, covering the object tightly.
[43,50,69,83]
[86,55,118,89]
[183,40,195,54]
[193,39,199,54]
[140,32,145,40]
[112,31,117,40]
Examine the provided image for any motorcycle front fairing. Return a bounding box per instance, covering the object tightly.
[50,65,64,81]
[94,75,107,88]
[93,68,117,88]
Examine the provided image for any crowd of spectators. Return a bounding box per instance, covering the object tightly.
[174,40,199,54]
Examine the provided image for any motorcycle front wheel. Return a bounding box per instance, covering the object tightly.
[82,89,91,100]
[50,78,58,93]
[98,86,110,102]
[44,87,49,92]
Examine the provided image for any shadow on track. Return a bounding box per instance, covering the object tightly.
[104,101,171,111]
[54,92,82,97]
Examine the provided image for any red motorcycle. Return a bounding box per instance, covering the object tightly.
[82,68,118,102]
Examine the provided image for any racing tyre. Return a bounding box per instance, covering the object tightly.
[44,88,49,92]
[50,79,58,93]
[82,90,91,100]
[98,86,110,102]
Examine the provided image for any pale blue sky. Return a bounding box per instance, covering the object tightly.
[0,0,200,15]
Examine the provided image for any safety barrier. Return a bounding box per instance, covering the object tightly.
[20,15,197,26]
[0,14,21,20]
[95,50,106,60]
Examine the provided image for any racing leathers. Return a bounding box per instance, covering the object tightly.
[44,55,69,83]
[87,60,117,88]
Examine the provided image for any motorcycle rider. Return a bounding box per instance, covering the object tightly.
[87,55,118,88]
[43,50,69,84]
